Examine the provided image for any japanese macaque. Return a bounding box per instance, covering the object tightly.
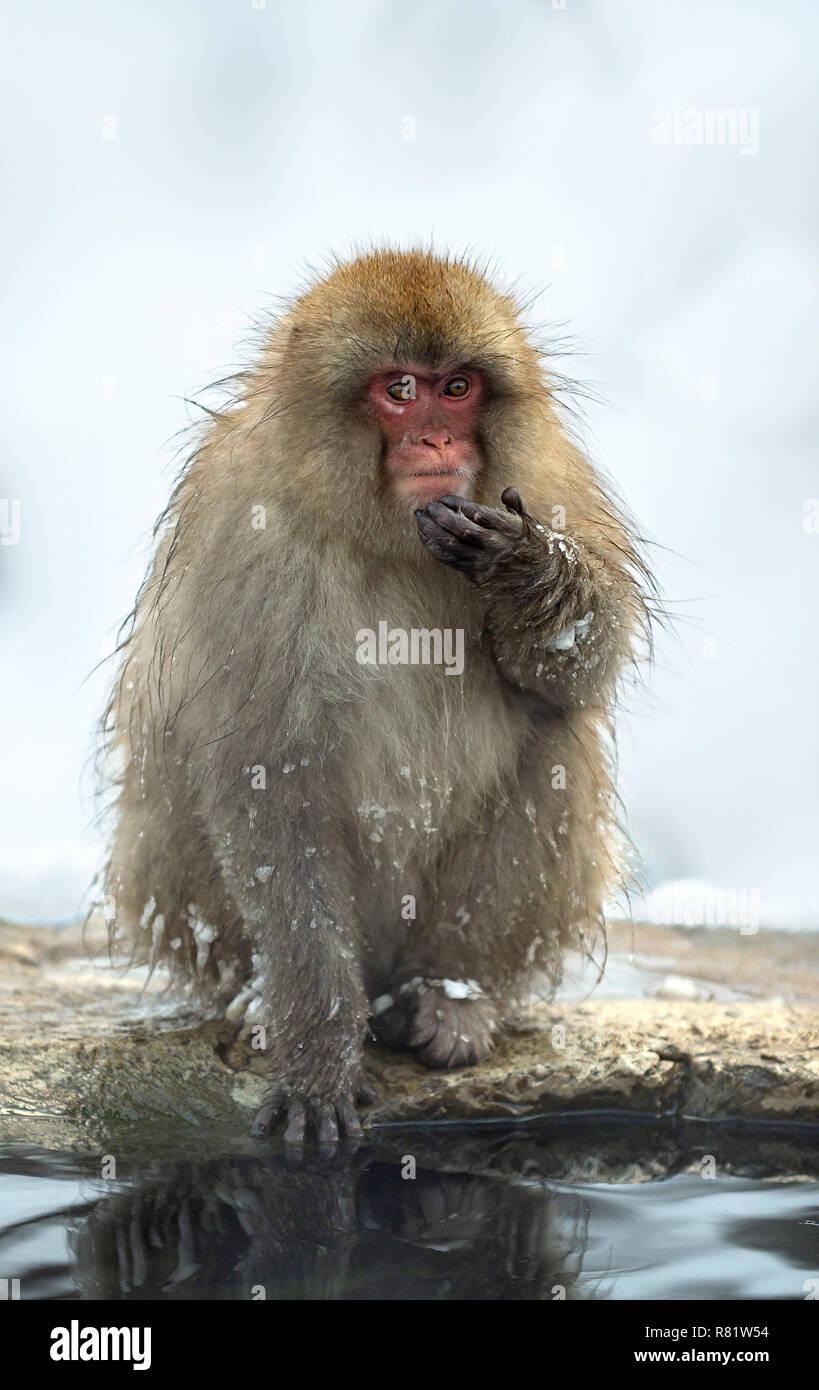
[99,249,654,1151]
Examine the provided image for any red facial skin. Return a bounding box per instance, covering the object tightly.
[366,365,485,506]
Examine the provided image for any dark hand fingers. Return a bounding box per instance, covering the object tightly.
[251,1088,285,1137]
[417,500,493,544]
[337,1097,363,1141]
[438,495,524,535]
[254,1080,370,1152]
[416,527,484,569]
[415,509,507,569]
[282,1098,307,1149]
[501,486,529,517]
[316,1101,339,1154]
[415,504,499,555]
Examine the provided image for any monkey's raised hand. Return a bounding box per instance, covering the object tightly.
[417,487,617,710]
[414,488,531,580]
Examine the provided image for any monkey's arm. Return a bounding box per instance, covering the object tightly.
[416,489,643,711]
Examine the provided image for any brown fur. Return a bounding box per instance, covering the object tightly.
[98,249,655,1144]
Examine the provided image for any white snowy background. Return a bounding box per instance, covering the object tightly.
[1,0,817,926]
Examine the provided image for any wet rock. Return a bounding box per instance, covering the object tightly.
[0,918,817,1155]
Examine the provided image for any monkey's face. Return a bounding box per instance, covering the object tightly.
[366,365,485,507]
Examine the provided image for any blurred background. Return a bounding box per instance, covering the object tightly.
[1,0,817,927]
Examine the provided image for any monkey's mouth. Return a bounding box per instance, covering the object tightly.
[401,465,473,484]
[409,467,467,478]
[395,470,474,503]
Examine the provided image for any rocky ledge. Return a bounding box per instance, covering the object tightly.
[0,918,817,1155]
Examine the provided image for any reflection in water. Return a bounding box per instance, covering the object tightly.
[71,1162,587,1301]
[0,1119,817,1300]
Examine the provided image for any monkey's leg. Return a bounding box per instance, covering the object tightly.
[201,756,371,1152]
[374,768,572,1070]
[103,758,246,996]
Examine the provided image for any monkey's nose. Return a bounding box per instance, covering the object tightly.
[420,430,452,450]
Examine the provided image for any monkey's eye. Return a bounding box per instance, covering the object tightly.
[443,376,470,398]
[386,381,410,402]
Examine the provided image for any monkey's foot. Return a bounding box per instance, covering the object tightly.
[372,978,497,1069]
[251,1076,376,1156]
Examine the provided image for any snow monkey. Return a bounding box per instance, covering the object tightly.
[99,249,654,1152]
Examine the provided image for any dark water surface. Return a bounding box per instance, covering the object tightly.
[1,1118,817,1300]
